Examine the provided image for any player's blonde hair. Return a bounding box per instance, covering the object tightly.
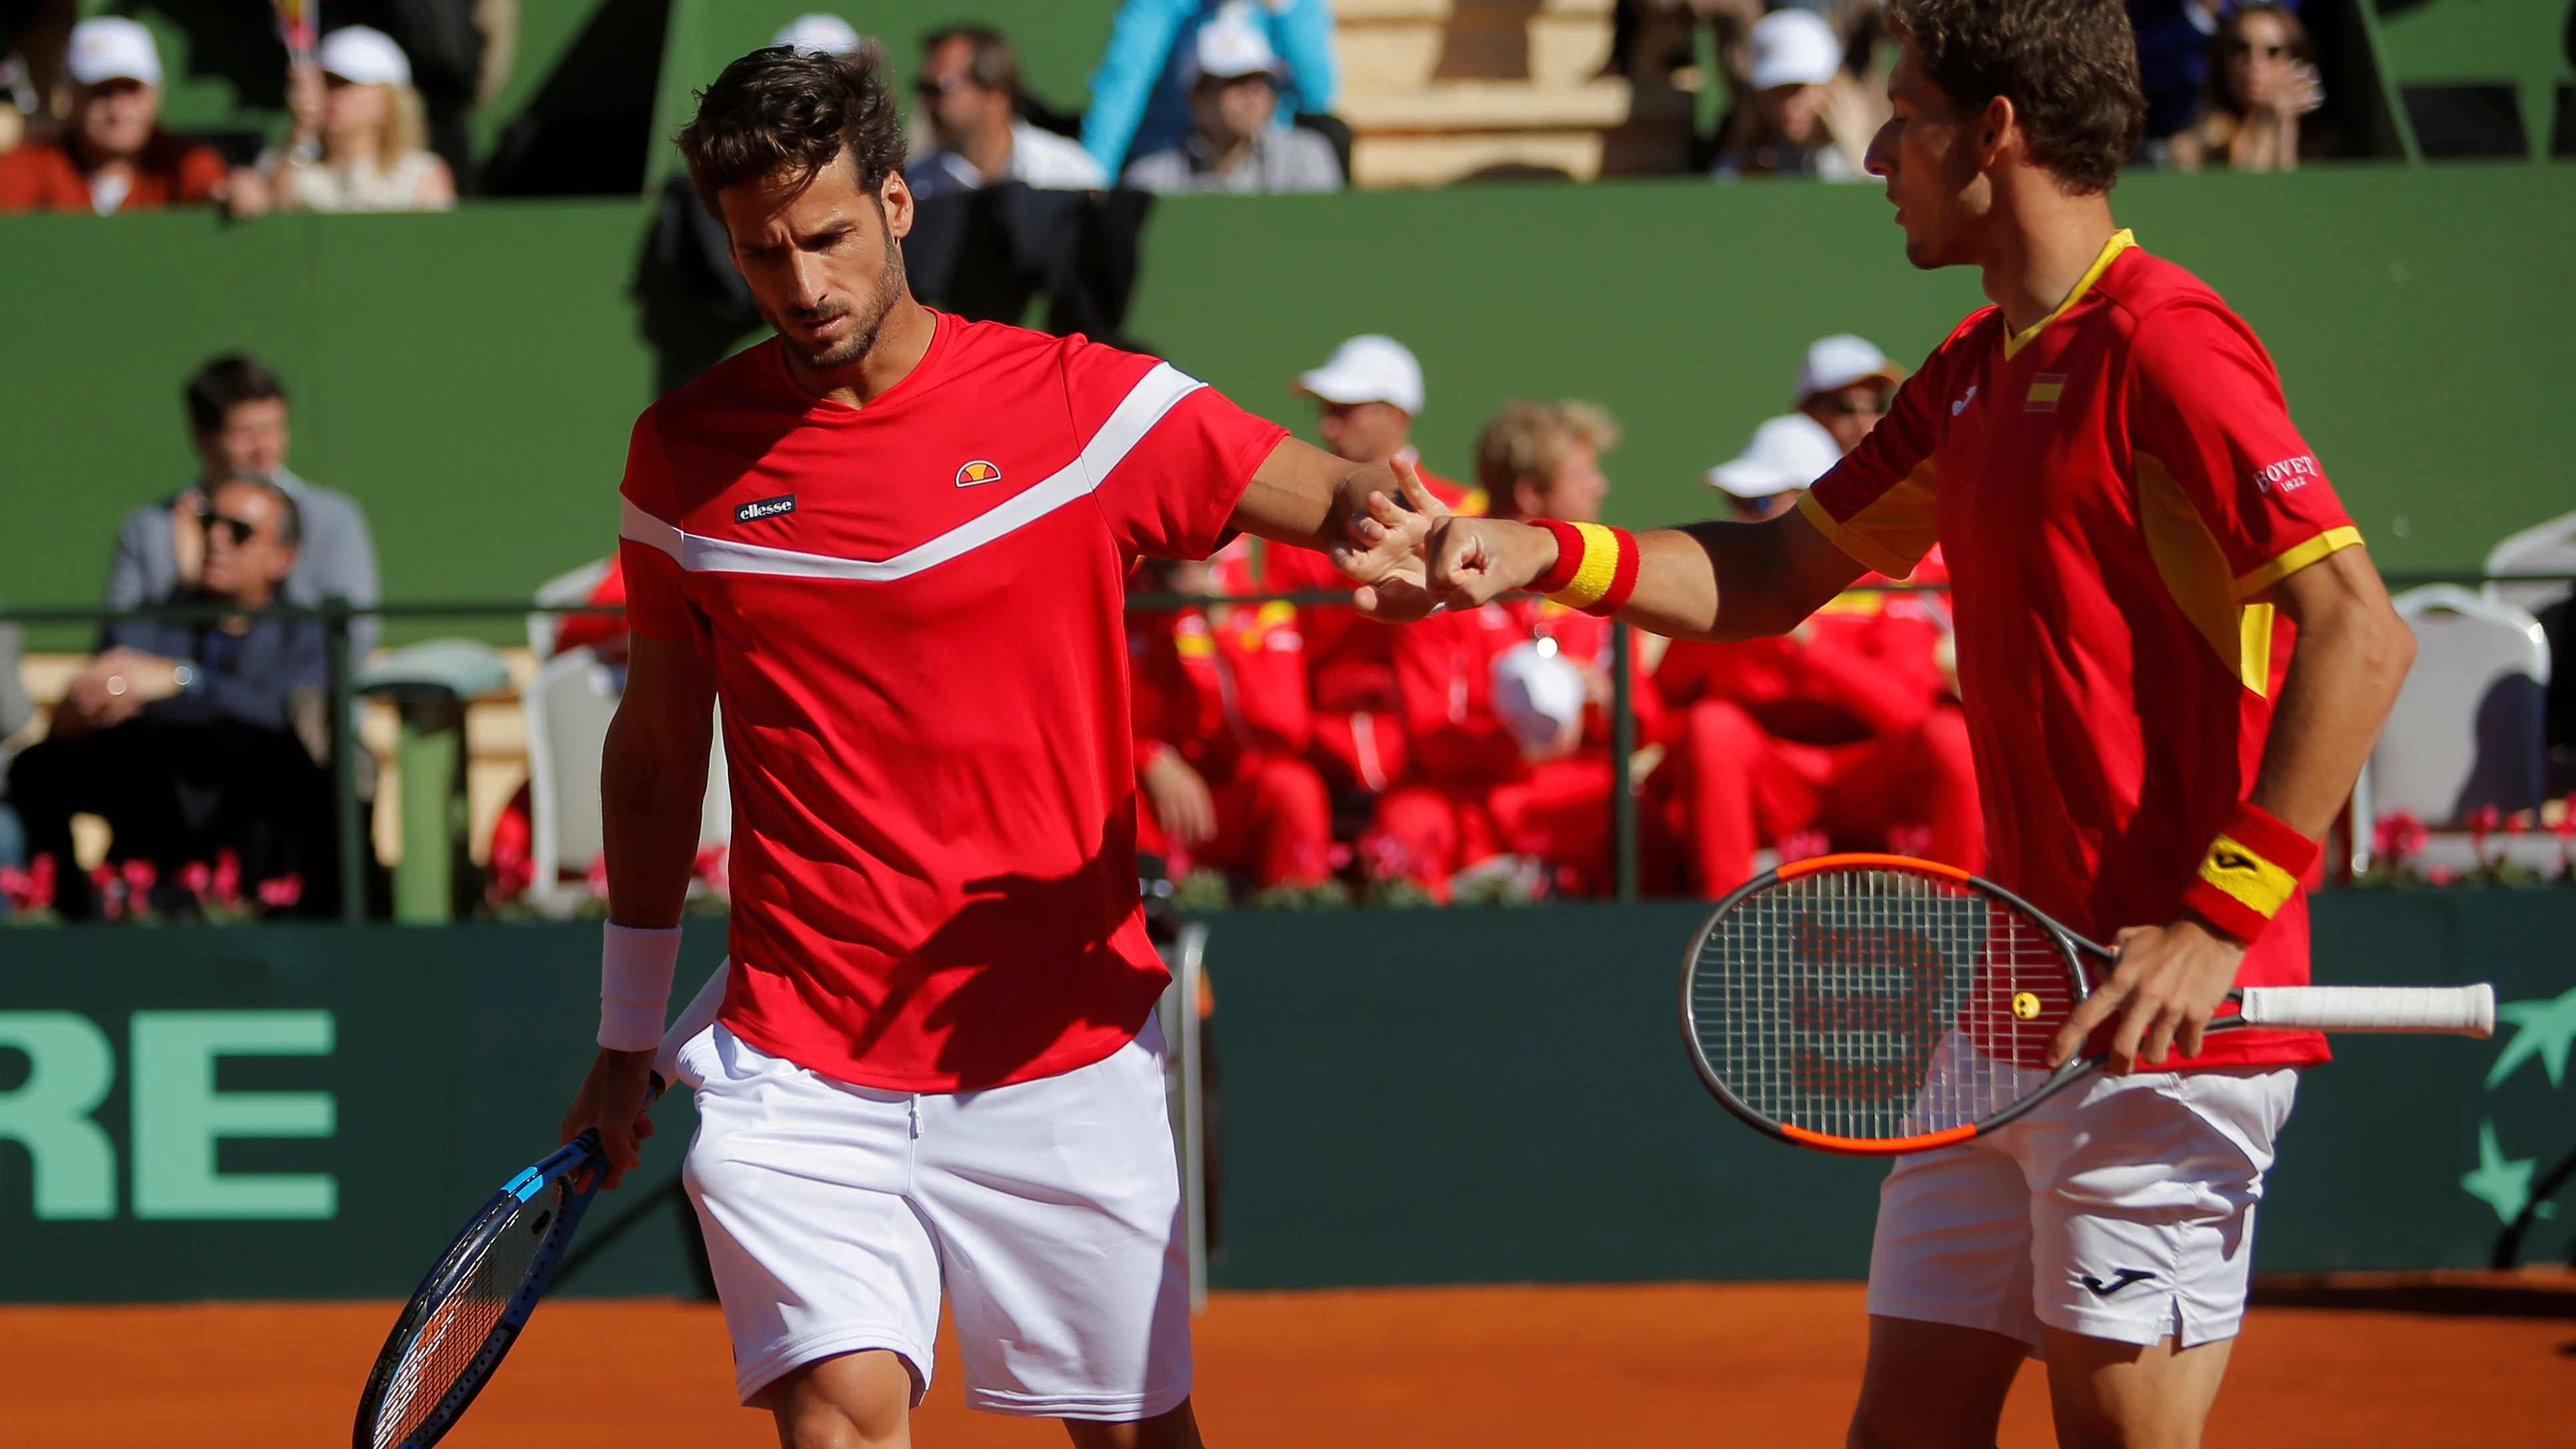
[1473,399,1621,507]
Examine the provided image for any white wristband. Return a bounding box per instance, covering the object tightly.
[599,922,683,1052]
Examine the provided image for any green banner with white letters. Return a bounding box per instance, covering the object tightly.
[0,894,2567,1302]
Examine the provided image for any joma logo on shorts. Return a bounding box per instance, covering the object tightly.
[2079,1268,2155,1297]
[2251,456,2319,494]
[736,495,797,523]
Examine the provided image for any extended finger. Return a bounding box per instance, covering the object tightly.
[1390,458,1452,519]
[2049,986,2124,1066]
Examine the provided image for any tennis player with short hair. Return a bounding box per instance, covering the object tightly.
[556,45,1424,1449]
[1376,0,2416,1441]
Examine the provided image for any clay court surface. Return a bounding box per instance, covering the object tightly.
[5,1282,2567,1446]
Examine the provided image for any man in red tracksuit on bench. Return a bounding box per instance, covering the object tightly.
[1130,538,1334,894]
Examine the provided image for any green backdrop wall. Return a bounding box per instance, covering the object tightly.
[0,892,2566,1302]
[1,168,2569,632]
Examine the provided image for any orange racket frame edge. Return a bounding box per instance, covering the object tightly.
[1679,853,2099,1157]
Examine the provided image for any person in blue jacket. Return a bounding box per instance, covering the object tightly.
[1083,0,1338,177]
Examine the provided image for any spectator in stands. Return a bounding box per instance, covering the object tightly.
[10,476,335,917]
[2168,3,2322,172]
[907,23,1106,196]
[1792,333,1904,451]
[1363,401,1662,902]
[0,17,235,214]
[251,27,455,214]
[1119,9,1342,194]
[1654,353,1975,895]
[1705,411,1844,521]
[2128,0,2298,146]
[1265,335,1484,799]
[1130,539,1334,898]
[1084,0,1337,177]
[1711,9,1883,181]
[0,618,29,900]
[107,355,383,663]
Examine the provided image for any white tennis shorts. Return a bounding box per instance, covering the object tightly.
[673,1018,1191,1418]
[1864,1035,2299,1353]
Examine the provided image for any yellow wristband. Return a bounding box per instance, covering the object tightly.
[2198,832,2299,918]
[1548,522,1622,610]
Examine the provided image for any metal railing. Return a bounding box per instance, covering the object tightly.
[4,567,2565,921]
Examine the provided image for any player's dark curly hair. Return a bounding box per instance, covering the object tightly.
[677,43,905,216]
[1886,0,2145,194]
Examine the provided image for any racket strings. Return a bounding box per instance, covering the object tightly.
[369,1190,557,1448]
[1691,867,2078,1144]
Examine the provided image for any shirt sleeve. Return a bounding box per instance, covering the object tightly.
[2125,301,2360,597]
[615,409,706,650]
[1798,321,1968,577]
[1066,338,1288,561]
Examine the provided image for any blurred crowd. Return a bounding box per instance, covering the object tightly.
[0,353,381,920]
[1118,329,1973,908]
[0,0,2332,221]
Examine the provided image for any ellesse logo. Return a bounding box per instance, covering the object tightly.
[736,494,796,523]
[955,459,1003,487]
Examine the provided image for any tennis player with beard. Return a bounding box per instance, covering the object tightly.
[557,46,1424,1449]
[1378,0,2415,1442]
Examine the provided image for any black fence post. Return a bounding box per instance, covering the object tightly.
[1612,621,1638,902]
[326,598,364,924]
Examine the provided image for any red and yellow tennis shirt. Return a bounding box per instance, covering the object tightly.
[1800,232,2361,1069]
[617,314,1286,1091]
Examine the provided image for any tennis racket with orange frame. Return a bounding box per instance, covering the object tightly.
[1680,854,2495,1155]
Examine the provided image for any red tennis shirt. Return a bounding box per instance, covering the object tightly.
[1800,233,2362,1070]
[617,314,1286,1090]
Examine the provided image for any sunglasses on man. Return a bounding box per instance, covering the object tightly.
[196,508,264,546]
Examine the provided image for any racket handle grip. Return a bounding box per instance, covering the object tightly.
[2237,984,2495,1037]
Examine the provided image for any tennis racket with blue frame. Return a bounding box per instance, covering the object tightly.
[1681,854,2495,1155]
[351,1076,665,1449]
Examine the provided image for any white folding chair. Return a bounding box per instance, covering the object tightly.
[520,647,730,915]
[2482,509,2576,620]
[526,557,615,661]
[2363,586,2552,836]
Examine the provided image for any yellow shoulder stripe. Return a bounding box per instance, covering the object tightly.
[2233,526,2365,599]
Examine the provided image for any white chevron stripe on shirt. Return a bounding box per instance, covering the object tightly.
[619,361,1208,582]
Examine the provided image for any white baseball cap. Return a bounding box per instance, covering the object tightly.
[1796,333,1902,402]
[1491,640,1587,754]
[317,27,412,87]
[67,16,163,88]
[772,13,865,56]
[1185,13,1284,85]
[1705,412,1844,499]
[1294,335,1424,415]
[1749,9,1844,91]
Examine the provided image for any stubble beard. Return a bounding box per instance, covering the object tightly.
[777,217,909,374]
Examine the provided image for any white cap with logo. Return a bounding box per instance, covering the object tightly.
[1295,334,1425,416]
[1796,333,1902,402]
[1185,11,1284,85]
[1749,9,1844,91]
[317,27,413,87]
[1705,412,1844,499]
[67,16,163,88]
[772,14,865,56]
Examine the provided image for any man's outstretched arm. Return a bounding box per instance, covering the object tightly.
[557,631,716,1186]
[1394,495,1866,641]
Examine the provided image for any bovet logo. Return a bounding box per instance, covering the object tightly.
[736,494,796,523]
[2251,455,2319,494]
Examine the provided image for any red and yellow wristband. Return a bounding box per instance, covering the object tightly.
[2179,802,2318,944]
[1528,519,1640,617]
